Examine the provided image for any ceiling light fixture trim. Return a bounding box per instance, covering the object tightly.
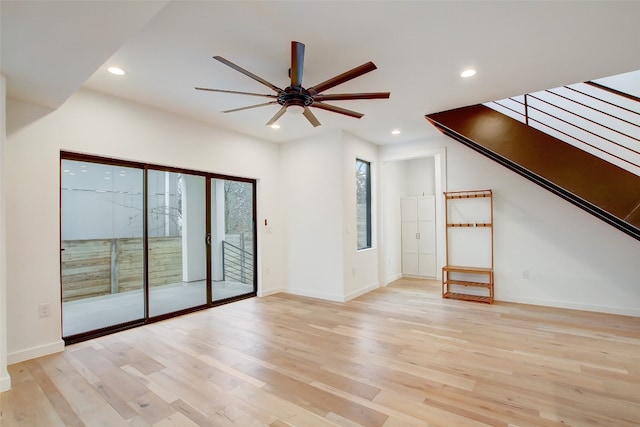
[460,69,476,78]
[108,66,126,76]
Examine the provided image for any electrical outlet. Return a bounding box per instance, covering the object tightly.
[38,303,51,317]
[522,270,530,280]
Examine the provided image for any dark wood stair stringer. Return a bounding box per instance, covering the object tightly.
[426,104,640,241]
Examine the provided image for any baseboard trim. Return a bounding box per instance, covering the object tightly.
[0,373,11,392]
[384,273,403,285]
[344,283,379,302]
[498,295,640,317]
[284,283,380,303]
[258,287,284,297]
[7,339,65,365]
[283,288,345,302]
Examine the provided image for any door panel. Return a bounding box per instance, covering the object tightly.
[401,198,418,276]
[401,196,436,278]
[148,171,207,317]
[61,160,145,337]
[211,179,255,302]
[418,196,436,277]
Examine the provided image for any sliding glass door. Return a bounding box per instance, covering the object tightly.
[211,178,255,301]
[61,160,145,336]
[147,171,207,317]
[61,153,257,342]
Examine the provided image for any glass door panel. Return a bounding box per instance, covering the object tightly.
[211,178,255,301]
[148,170,207,317]
[61,160,145,337]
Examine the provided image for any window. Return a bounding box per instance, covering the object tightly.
[356,159,372,249]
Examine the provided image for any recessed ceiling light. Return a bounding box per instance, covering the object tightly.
[108,66,126,76]
[270,124,280,129]
[391,129,401,135]
[460,69,476,78]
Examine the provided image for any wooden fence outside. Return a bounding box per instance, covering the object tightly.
[61,237,183,302]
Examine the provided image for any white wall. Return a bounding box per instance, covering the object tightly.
[278,130,382,302]
[380,161,405,283]
[5,89,284,362]
[381,134,640,316]
[280,131,345,300]
[341,132,380,300]
[406,157,435,197]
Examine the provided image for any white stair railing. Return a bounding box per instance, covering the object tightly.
[485,78,640,177]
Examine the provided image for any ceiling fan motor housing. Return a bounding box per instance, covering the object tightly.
[279,87,314,107]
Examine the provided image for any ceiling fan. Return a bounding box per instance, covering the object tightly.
[195,41,390,127]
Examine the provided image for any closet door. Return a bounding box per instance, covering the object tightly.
[401,197,419,276]
[401,196,436,278]
[417,196,436,277]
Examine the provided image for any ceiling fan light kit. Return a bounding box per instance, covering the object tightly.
[196,41,390,127]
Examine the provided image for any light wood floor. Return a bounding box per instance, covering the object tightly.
[2,278,640,426]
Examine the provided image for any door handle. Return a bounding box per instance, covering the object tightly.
[206,234,211,245]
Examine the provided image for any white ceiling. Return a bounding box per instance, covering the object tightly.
[3,1,640,145]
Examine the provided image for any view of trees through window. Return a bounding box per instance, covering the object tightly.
[222,179,254,256]
[224,180,252,235]
[356,159,372,249]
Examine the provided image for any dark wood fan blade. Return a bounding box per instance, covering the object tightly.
[313,92,390,101]
[222,101,278,113]
[308,62,377,95]
[266,105,287,126]
[291,41,305,87]
[303,107,321,127]
[311,102,364,119]
[213,56,283,93]
[195,87,278,98]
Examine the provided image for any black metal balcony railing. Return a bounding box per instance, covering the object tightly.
[222,240,254,285]
[485,81,640,177]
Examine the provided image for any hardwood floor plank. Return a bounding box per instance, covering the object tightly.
[0,377,67,427]
[90,380,140,420]
[22,360,84,427]
[372,389,491,427]
[76,402,127,426]
[100,340,167,375]
[70,346,149,401]
[228,382,339,427]
[152,411,200,427]
[2,278,640,426]
[232,360,389,426]
[169,399,215,426]
[126,391,177,425]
